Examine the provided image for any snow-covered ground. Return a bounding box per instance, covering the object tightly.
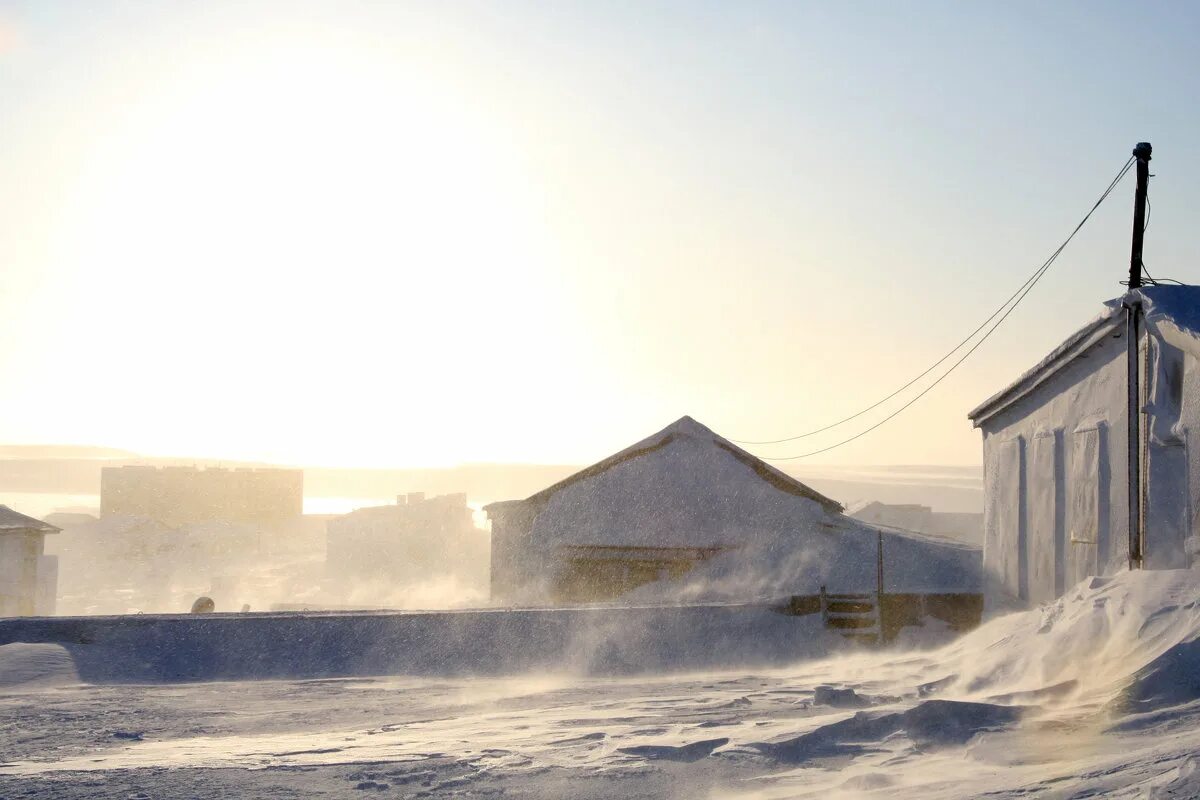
[3,569,1200,798]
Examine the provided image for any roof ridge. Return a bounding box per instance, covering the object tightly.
[511,416,843,514]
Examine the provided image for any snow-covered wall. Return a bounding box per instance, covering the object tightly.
[0,532,47,617]
[1141,306,1200,571]
[0,603,842,683]
[974,287,1200,606]
[976,325,1129,604]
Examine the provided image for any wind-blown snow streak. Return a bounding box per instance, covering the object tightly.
[5,569,1200,799]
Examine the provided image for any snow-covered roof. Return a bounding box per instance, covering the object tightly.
[968,285,1200,427]
[516,415,842,516]
[0,505,59,534]
[1121,284,1200,355]
[487,416,844,550]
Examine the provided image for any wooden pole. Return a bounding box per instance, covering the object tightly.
[1128,142,1152,289]
[1127,300,1142,569]
[1126,142,1152,568]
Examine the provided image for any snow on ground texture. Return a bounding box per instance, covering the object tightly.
[4,569,1200,798]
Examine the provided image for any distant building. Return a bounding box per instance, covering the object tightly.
[100,466,303,527]
[969,286,1200,605]
[485,416,978,605]
[0,505,59,617]
[325,493,481,586]
[848,502,982,545]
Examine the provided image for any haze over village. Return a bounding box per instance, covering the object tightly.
[1,432,983,617]
[5,3,1200,799]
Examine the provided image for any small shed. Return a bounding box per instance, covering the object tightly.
[0,505,60,617]
[968,286,1200,605]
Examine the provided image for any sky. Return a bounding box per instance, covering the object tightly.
[1,1,1199,469]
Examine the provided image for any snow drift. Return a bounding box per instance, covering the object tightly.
[933,569,1200,706]
[0,643,78,690]
[6,570,1200,798]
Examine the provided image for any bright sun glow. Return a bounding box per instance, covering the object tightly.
[41,32,579,467]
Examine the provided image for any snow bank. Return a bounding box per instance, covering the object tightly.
[930,569,1200,706]
[0,603,842,683]
[0,643,78,690]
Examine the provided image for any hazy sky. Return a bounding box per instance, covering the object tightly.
[2,1,1198,468]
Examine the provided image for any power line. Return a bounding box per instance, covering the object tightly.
[752,155,1136,461]
[734,155,1135,447]
[1142,262,1190,286]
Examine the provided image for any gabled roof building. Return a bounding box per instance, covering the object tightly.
[969,286,1200,604]
[486,416,978,604]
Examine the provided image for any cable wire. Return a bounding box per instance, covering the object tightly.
[755,156,1136,461]
[732,157,1136,447]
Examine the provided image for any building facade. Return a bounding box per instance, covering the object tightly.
[486,416,979,605]
[325,492,482,587]
[0,506,59,617]
[969,286,1200,605]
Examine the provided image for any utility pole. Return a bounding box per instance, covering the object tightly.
[1128,142,1152,289]
[1127,141,1152,569]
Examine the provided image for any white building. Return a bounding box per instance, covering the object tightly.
[0,505,59,617]
[486,416,980,605]
[325,493,484,587]
[969,286,1200,605]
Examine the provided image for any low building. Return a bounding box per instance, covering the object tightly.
[486,416,980,605]
[969,286,1200,605]
[325,493,483,589]
[848,502,982,545]
[0,506,59,617]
